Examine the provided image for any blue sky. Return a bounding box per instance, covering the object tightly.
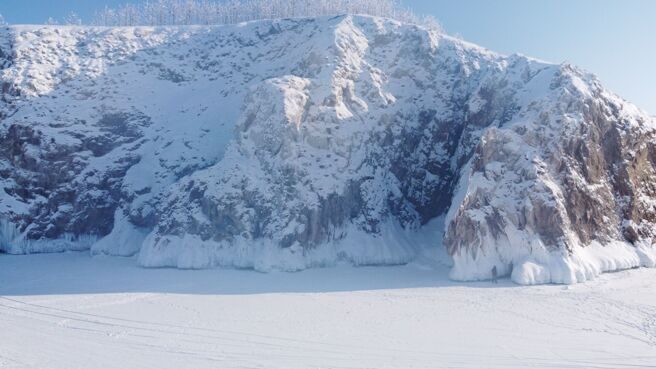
[0,0,654,113]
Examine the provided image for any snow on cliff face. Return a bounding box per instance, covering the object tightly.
[0,16,655,284]
[445,65,656,284]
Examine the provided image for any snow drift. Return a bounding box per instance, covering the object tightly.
[0,16,655,284]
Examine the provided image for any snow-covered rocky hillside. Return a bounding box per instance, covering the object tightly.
[1,15,655,284]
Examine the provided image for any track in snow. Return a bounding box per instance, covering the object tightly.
[1,252,656,369]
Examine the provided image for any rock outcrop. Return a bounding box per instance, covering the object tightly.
[1,17,654,284]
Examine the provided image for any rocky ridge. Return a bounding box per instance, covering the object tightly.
[0,16,654,284]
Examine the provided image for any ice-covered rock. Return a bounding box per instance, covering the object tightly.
[445,65,656,284]
[0,16,654,284]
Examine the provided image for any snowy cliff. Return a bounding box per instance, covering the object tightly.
[1,16,655,284]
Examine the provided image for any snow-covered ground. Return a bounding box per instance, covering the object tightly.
[2,253,656,369]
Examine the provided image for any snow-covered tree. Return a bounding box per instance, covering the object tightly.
[0,14,6,26]
[45,17,59,25]
[89,0,441,30]
[64,12,83,25]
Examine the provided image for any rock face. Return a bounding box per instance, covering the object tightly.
[445,67,656,284]
[1,17,655,284]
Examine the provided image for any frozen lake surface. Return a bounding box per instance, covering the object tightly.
[2,252,656,369]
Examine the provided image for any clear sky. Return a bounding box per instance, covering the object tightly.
[0,0,654,113]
